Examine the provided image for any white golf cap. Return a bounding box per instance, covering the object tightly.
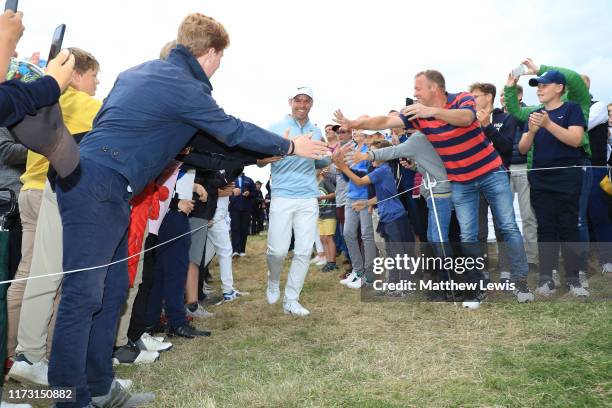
[290,86,314,100]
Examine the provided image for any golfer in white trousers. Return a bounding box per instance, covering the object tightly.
[263,86,330,316]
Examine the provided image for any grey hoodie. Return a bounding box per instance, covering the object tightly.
[370,132,450,199]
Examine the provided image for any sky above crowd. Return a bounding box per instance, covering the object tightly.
[15,0,612,186]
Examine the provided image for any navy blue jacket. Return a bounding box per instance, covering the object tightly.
[0,76,60,127]
[78,45,290,195]
[486,108,514,168]
[491,107,528,166]
[229,174,257,212]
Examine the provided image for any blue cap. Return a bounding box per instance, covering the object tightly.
[528,70,566,87]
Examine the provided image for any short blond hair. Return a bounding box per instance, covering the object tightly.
[177,13,230,58]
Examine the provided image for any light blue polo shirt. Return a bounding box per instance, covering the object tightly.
[268,115,324,199]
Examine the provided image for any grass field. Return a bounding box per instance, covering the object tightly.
[5,234,612,407]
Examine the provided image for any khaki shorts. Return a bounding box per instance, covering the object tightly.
[317,218,337,236]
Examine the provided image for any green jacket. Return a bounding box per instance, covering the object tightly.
[503,64,591,167]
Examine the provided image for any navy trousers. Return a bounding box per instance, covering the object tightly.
[145,210,190,329]
[50,159,131,408]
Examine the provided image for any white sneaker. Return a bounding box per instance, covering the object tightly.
[340,271,357,285]
[552,269,561,288]
[1,401,32,408]
[112,342,160,366]
[535,281,556,297]
[602,263,612,274]
[461,300,481,310]
[232,252,239,257]
[239,252,246,257]
[346,276,364,289]
[283,301,310,316]
[8,355,48,386]
[266,274,280,304]
[315,257,327,266]
[309,255,323,265]
[222,289,245,302]
[137,333,173,352]
[186,303,214,318]
[578,271,589,288]
[568,284,590,298]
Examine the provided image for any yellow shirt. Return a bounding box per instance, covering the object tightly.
[20,87,102,191]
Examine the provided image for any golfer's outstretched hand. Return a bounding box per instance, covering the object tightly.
[292,132,329,159]
[46,49,75,92]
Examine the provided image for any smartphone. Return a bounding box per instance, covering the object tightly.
[405,97,414,106]
[47,24,66,62]
[4,0,18,11]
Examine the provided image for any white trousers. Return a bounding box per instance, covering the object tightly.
[267,197,318,303]
[204,199,234,294]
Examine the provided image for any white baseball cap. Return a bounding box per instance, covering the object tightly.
[290,86,314,100]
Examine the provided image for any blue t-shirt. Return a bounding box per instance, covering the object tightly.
[526,101,587,168]
[347,143,370,200]
[268,115,323,198]
[368,163,406,223]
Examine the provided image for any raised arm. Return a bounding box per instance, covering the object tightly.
[181,89,328,160]
[333,109,404,131]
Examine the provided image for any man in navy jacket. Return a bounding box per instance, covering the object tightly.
[230,172,257,256]
[49,13,327,408]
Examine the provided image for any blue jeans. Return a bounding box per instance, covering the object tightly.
[51,159,131,408]
[426,195,452,243]
[145,210,190,330]
[451,169,528,283]
[426,195,454,283]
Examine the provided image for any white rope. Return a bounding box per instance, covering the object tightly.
[0,164,605,286]
[319,164,606,207]
[0,224,207,285]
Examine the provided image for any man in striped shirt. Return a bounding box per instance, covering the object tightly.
[333,69,532,308]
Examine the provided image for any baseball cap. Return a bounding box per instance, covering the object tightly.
[290,86,313,100]
[11,104,79,178]
[528,70,566,87]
